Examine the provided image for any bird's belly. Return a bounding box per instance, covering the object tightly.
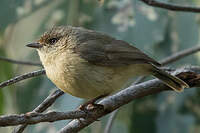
[45,55,150,99]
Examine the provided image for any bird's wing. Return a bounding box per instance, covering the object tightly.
[74,31,161,66]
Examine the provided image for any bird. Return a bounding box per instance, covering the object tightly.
[26,26,189,106]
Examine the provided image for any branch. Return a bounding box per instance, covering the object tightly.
[0,69,45,89]
[0,66,198,128]
[58,66,200,133]
[160,45,200,65]
[0,56,42,66]
[0,110,87,126]
[12,89,64,133]
[140,0,200,13]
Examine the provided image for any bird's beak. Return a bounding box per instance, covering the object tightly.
[26,42,42,49]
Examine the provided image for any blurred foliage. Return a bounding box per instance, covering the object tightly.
[0,0,200,133]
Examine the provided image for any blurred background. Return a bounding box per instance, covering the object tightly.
[0,0,200,133]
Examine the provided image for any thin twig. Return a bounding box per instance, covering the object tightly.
[104,110,119,133]
[160,45,200,65]
[12,89,64,133]
[140,0,200,13]
[0,56,42,66]
[0,69,45,89]
[57,66,200,133]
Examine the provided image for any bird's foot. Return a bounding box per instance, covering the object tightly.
[78,94,107,111]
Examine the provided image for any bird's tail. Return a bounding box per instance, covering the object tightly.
[151,65,189,92]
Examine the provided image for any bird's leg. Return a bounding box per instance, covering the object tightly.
[78,94,108,111]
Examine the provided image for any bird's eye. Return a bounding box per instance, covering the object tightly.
[48,37,58,45]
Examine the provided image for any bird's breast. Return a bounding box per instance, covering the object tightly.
[42,51,112,99]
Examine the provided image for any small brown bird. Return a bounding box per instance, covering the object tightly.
[27,26,189,101]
